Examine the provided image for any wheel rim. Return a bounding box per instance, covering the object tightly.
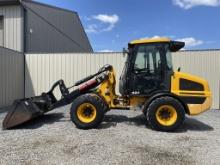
[77,103,97,123]
[156,105,177,126]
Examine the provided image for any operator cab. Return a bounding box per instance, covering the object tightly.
[119,38,184,96]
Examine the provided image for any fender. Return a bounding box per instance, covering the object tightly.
[143,92,190,115]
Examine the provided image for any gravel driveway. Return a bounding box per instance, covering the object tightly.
[0,106,220,165]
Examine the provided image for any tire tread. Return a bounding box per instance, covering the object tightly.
[146,96,185,132]
[70,93,108,129]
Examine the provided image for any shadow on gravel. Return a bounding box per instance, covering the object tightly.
[99,114,147,129]
[177,117,214,133]
[6,113,65,130]
[99,114,214,132]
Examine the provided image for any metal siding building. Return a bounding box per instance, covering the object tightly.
[25,53,125,99]
[0,5,24,52]
[0,0,93,53]
[0,0,93,108]
[0,47,24,107]
[22,0,93,53]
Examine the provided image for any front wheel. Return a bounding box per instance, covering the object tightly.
[146,96,185,132]
[70,93,107,129]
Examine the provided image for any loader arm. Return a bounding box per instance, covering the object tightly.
[2,65,112,129]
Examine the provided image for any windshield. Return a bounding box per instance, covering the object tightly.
[128,43,174,72]
[133,45,162,74]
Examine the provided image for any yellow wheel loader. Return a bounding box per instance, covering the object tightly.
[2,38,212,132]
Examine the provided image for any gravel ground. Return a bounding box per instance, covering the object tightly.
[0,106,220,165]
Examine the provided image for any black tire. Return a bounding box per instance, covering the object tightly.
[70,93,107,129]
[146,96,185,132]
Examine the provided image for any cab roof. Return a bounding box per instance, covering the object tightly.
[129,38,185,52]
[129,38,171,45]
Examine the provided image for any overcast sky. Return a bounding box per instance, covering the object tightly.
[36,0,220,52]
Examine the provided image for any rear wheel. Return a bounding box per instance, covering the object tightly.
[70,93,107,129]
[146,96,185,132]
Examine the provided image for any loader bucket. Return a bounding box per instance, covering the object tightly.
[2,99,44,129]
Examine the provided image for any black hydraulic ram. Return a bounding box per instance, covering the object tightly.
[2,65,112,129]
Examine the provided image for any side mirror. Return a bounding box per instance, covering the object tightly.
[177,67,181,72]
[123,48,128,57]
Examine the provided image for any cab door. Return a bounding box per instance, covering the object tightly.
[129,44,165,95]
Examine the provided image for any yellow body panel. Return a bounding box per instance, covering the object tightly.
[129,38,171,45]
[187,97,212,115]
[96,69,119,108]
[96,68,147,109]
[171,71,212,115]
